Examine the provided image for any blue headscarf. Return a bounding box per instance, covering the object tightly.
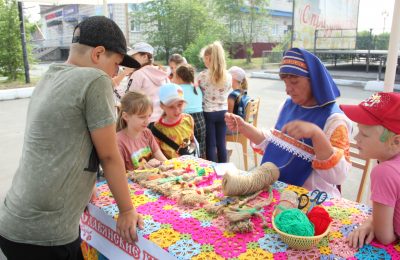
[280,48,340,106]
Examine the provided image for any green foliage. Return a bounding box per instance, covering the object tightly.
[356,30,390,50]
[246,47,254,57]
[136,0,221,63]
[215,0,270,63]
[183,24,228,70]
[374,33,389,50]
[271,32,291,52]
[0,0,25,80]
[228,57,263,70]
[356,30,372,50]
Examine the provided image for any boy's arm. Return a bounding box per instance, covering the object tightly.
[91,124,143,242]
[372,202,397,245]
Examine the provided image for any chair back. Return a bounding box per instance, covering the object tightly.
[349,141,371,202]
[226,97,261,171]
[244,98,260,127]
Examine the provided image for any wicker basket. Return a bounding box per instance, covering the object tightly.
[271,209,331,250]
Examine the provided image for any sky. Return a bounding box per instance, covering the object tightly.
[23,0,396,34]
[357,0,395,33]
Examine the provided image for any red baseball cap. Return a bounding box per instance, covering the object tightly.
[340,92,400,134]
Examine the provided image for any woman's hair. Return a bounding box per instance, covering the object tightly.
[116,91,153,131]
[137,52,153,67]
[135,52,167,71]
[200,41,227,87]
[176,64,198,95]
[168,53,187,65]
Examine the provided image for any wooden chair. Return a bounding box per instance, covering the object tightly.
[226,98,260,171]
[349,141,372,202]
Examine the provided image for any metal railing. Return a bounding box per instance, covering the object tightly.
[30,35,73,49]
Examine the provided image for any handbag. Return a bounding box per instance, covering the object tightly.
[148,122,196,156]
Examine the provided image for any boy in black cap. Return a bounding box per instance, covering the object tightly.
[0,16,142,259]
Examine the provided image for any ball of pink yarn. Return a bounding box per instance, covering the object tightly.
[307,206,332,235]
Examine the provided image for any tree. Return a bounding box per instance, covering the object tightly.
[356,31,390,50]
[374,33,389,50]
[136,0,220,63]
[215,0,270,63]
[356,30,373,50]
[183,24,228,69]
[0,0,26,80]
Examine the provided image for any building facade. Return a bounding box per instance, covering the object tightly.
[34,1,292,60]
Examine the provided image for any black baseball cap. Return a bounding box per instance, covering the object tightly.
[72,16,141,69]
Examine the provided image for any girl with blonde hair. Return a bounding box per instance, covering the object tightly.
[197,41,232,162]
[116,91,167,170]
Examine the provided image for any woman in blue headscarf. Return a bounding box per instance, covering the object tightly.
[225,48,352,198]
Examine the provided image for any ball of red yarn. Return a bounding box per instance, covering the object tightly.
[307,206,332,236]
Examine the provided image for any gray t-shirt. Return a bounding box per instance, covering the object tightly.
[0,64,116,246]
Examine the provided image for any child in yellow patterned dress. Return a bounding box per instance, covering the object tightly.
[150,83,196,159]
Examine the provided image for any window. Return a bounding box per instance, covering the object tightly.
[231,20,240,34]
[129,3,143,32]
[271,24,279,35]
[130,18,141,32]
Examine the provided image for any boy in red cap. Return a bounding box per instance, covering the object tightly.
[340,92,400,247]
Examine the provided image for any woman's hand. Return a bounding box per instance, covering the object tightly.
[347,218,374,248]
[281,120,319,140]
[282,120,334,160]
[123,67,135,77]
[225,112,245,132]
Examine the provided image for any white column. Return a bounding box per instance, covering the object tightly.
[103,0,108,17]
[384,0,400,92]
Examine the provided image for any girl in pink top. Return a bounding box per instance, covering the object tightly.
[341,92,400,247]
[117,91,167,171]
[126,42,169,123]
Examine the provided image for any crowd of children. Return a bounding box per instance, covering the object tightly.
[112,40,248,167]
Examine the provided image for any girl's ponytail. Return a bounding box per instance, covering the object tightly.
[201,41,227,87]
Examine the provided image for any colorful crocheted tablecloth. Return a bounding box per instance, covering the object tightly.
[81,156,400,260]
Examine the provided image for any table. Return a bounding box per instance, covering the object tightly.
[80,156,400,259]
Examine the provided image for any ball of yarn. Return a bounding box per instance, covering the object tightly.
[275,208,314,236]
[307,206,332,236]
[222,162,280,196]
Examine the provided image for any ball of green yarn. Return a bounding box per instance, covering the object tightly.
[275,208,315,236]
